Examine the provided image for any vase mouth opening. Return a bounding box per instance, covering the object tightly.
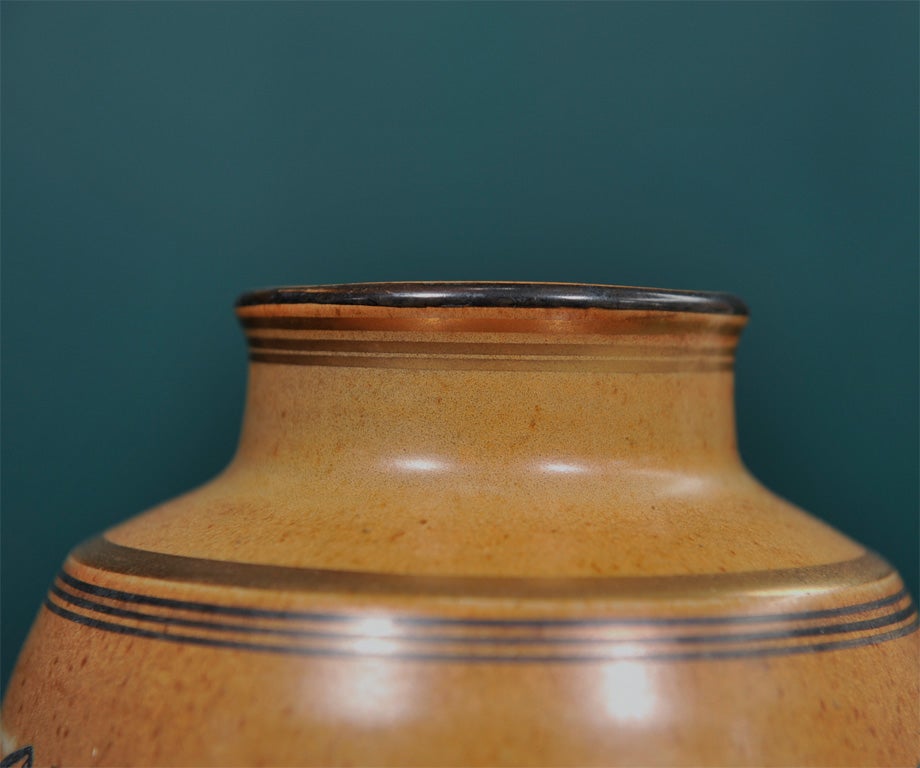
[236,282,748,316]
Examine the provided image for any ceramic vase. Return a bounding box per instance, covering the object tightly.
[2,283,917,767]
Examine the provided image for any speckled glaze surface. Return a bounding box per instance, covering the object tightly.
[3,282,917,767]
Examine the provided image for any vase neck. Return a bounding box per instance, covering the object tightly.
[231,304,747,476]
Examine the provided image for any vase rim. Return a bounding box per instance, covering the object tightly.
[237,282,748,316]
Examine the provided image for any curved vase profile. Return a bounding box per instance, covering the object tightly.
[2,282,917,766]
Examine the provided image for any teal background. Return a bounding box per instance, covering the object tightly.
[2,2,917,692]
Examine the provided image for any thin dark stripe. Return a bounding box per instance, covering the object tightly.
[247,351,735,372]
[238,315,744,336]
[49,583,334,639]
[43,600,918,663]
[49,582,917,648]
[245,337,735,357]
[57,570,909,629]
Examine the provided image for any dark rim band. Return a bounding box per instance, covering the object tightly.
[236,282,748,316]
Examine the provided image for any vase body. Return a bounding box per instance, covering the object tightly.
[2,283,917,767]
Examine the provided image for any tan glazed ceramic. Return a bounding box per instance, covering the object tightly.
[2,282,917,767]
